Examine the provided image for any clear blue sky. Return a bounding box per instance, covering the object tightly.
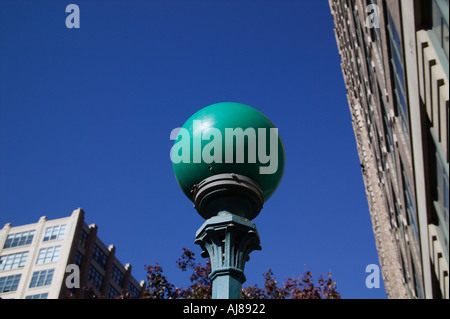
[0,0,387,299]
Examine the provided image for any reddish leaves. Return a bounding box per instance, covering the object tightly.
[143,248,340,299]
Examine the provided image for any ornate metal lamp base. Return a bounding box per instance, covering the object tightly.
[193,174,263,299]
[195,212,261,299]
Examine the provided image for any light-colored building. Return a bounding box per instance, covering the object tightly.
[0,208,144,299]
[329,0,448,298]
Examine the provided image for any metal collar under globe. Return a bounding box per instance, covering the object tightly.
[192,173,264,220]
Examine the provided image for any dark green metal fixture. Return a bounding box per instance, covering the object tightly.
[172,102,285,299]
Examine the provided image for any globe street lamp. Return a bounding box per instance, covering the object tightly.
[172,102,285,299]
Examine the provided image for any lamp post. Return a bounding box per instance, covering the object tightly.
[171,102,285,299]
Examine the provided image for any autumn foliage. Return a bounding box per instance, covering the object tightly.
[142,248,341,299]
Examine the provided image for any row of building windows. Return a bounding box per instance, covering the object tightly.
[365,2,421,299]
[386,8,410,144]
[86,263,140,298]
[1,262,141,298]
[334,0,448,299]
[0,246,61,271]
[25,293,48,299]
[78,231,113,271]
[350,1,423,299]
[2,226,142,298]
[3,230,35,249]
[340,0,417,233]
[3,224,67,249]
[76,230,138,297]
[0,268,55,294]
[106,283,140,299]
[385,159,423,299]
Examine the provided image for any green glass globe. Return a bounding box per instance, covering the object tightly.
[171,102,285,203]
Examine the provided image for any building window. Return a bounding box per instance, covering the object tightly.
[25,293,48,299]
[74,251,83,267]
[36,246,61,264]
[392,184,404,236]
[386,9,410,139]
[3,230,35,249]
[401,163,419,251]
[379,85,394,151]
[111,264,124,287]
[128,283,141,299]
[88,265,104,291]
[0,251,28,271]
[0,274,21,293]
[43,224,67,242]
[368,0,382,59]
[431,0,449,60]
[92,245,107,269]
[29,269,55,288]
[107,285,120,298]
[79,229,88,248]
[411,261,424,299]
